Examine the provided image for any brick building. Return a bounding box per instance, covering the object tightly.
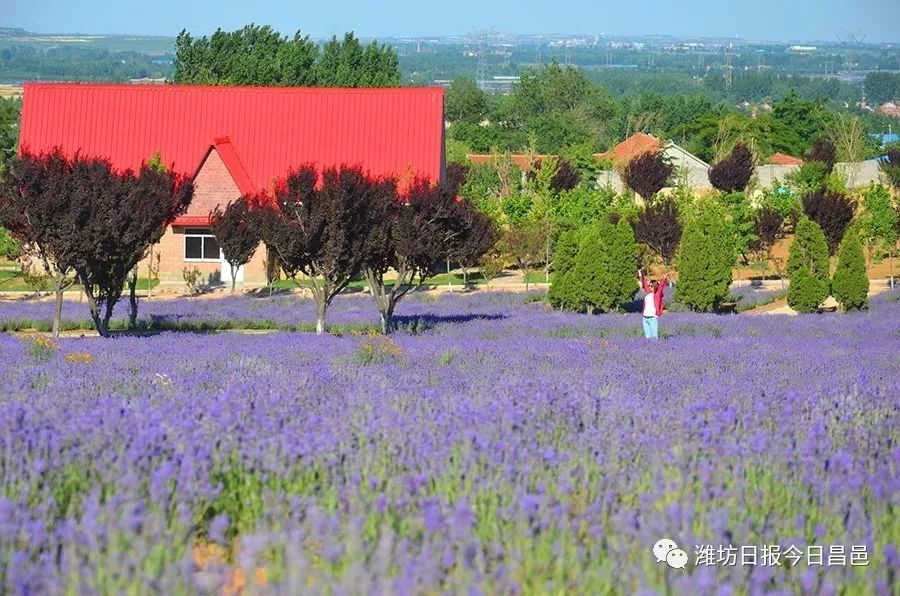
[19,83,445,288]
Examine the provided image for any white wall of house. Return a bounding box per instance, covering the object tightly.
[596,160,885,196]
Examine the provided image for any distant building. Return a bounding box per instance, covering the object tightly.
[128,78,167,85]
[767,152,804,166]
[597,133,709,170]
[0,85,23,99]
[879,102,900,118]
[434,76,519,94]
[869,132,899,146]
[597,132,661,168]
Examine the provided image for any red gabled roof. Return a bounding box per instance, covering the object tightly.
[767,152,803,166]
[19,83,445,191]
[598,133,662,167]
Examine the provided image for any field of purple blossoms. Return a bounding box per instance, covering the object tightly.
[1,290,898,594]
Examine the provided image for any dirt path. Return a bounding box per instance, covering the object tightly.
[744,280,894,316]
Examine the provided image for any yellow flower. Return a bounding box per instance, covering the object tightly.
[65,353,94,364]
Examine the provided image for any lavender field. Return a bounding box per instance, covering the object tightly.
[1,290,899,593]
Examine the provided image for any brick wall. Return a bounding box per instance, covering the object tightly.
[137,148,267,288]
[189,148,240,219]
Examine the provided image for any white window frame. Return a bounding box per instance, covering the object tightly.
[183,228,220,262]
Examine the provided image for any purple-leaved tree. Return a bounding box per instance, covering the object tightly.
[210,197,260,294]
[258,165,380,334]
[622,151,672,201]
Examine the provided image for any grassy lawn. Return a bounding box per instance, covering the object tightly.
[273,272,489,291]
[271,270,551,291]
[524,271,553,284]
[0,268,159,293]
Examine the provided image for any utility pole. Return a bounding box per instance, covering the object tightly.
[475,32,487,90]
[724,43,733,88]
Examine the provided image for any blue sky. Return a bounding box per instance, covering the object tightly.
[6,0,900,42]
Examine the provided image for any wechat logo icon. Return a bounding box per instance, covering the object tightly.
[653,538,688,569]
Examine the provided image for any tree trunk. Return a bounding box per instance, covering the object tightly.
[545,232,550,283]
[231,264,237,295]
[890,248,895,289]
[102,300,115,338]
[146,245,155,300]
[81,281,108,338]
[52,271,65,339]
[462,267,468,287]
[380,307,395,335]
[128,270,138,330]
[315,299,326,335]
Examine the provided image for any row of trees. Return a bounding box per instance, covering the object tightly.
[0,150,193,337]
[546,200,736,314]
[208,166,494,334]
[787,218,869,312]
[0,151,493,337]
[544,189,879,316]
[174,26,400,87]
[501,136,898,315]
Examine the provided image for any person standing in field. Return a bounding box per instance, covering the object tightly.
[638,270,669,339]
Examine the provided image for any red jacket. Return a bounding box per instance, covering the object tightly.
[640,273,668,316]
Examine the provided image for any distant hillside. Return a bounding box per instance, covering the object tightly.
[0,27,33,37]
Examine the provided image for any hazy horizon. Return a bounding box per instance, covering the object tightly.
[4,0,900,44]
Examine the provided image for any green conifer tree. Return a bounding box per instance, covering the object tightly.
[548,229,582,310]
[786,217,830,313]
[831,229,869,311]
[569,220,638,313]
[606,219,638,311]
[674,202,736,312]
[571,225,607,314]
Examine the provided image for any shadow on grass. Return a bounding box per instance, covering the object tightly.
[393,312,506,333]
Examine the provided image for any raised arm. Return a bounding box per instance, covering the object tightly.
[639,270,651,294]
[658,274,669,294]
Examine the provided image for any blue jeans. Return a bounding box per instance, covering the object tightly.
[643,316,659,339]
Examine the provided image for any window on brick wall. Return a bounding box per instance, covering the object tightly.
[184,228,220,261]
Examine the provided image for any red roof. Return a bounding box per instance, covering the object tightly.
[598,133,662,167]
[170,215,211,227]
[19,83,445,192]
[767,152,803,166]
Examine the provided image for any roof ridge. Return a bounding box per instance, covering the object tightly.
[22,82,444,94]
